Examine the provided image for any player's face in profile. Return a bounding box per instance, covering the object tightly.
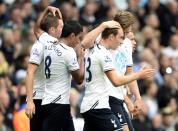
[76,32,83,44]
[71,32,83,48]
[126,32,136,52]
[55,19,64,38]
[112,28,124,50]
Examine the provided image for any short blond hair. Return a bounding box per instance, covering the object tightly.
[114,10,136,33]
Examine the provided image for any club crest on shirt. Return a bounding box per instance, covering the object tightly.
[71,58,77,65]
[115,52,127,73]
[110,119,117,128]
[32,48,40,56]
[104,55,112,63]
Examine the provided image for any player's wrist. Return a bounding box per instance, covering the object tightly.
[135,97,142,101]
[26,97,33,102]
[100,22,108,30]
[135,72,141,80]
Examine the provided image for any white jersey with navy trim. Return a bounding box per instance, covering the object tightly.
[42,42,79,105]
[107,38,133,100]
[80,44,114,113]
[29,32,58,99]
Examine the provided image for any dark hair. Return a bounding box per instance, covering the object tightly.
[101,28,118,39]
[61,20,83,38]
[41,13,59,32]
[0,0,3,4]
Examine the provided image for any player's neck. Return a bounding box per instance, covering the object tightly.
[59,38,73,48]
[100,39,110,49]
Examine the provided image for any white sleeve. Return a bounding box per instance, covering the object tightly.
[29,41,43,65]
[122,38,133,66]
[125,44,133,66]
[99,49,114,72]
[126,52,133,67]
[65,49,80,71]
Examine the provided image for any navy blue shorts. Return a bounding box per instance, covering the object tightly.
[109,96,135,131]
[42,104,75,131]
[30,99,44,131]
[82,109,123,131]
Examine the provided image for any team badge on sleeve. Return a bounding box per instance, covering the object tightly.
[71,58,78,66]
[104,55,112,63]
[32,48,40,57]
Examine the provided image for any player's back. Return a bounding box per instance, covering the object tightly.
[42,42,79,105]
[81,44,114,113]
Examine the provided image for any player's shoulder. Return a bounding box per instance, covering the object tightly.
[59,43,74,51]
[121,38,132,53]
[94,44,108,52]
[122,38,132,47]
[39,32,58,43]
[59,42,76,55]
[87,44,109,56]
[32,40,43,50]
[90,44,111,59]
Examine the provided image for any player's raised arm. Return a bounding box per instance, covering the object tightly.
[81,21,121,49]
[34,6,62,38]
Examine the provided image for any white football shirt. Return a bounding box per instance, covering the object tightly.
[107,38,133,100]
[29,32,58,99]
[80,44,114,113]
[42,42,79,105]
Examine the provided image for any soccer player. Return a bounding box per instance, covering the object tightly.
[108,11,142,131]
[81,11,143,131]
[25,6,63,131]
[80,26,155,131]
[41,20,121,131]
[41,19,85,131]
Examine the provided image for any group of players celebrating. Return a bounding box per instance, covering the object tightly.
[25,6,155,131]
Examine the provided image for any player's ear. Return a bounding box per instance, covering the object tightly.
[109,34,114,41]
[48,27,55,34]
[70,33,75,38]
[70,33,75,37]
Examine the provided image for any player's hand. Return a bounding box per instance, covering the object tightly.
[138,67,155,79]
[124,96,140,119]
[75,44,85,59]
[46,6,62,19]
[25,100,35,119]
[134,99,144,114]
[102,20,121,29]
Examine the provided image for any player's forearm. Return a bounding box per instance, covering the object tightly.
[34,7,49,38]
[77,58,85,84]
[128,81,141,100]
[126,67,141,100]
[81,23,106,49]
[115,72,140,87]
[106,70,140,87]
[25,72,34,101]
